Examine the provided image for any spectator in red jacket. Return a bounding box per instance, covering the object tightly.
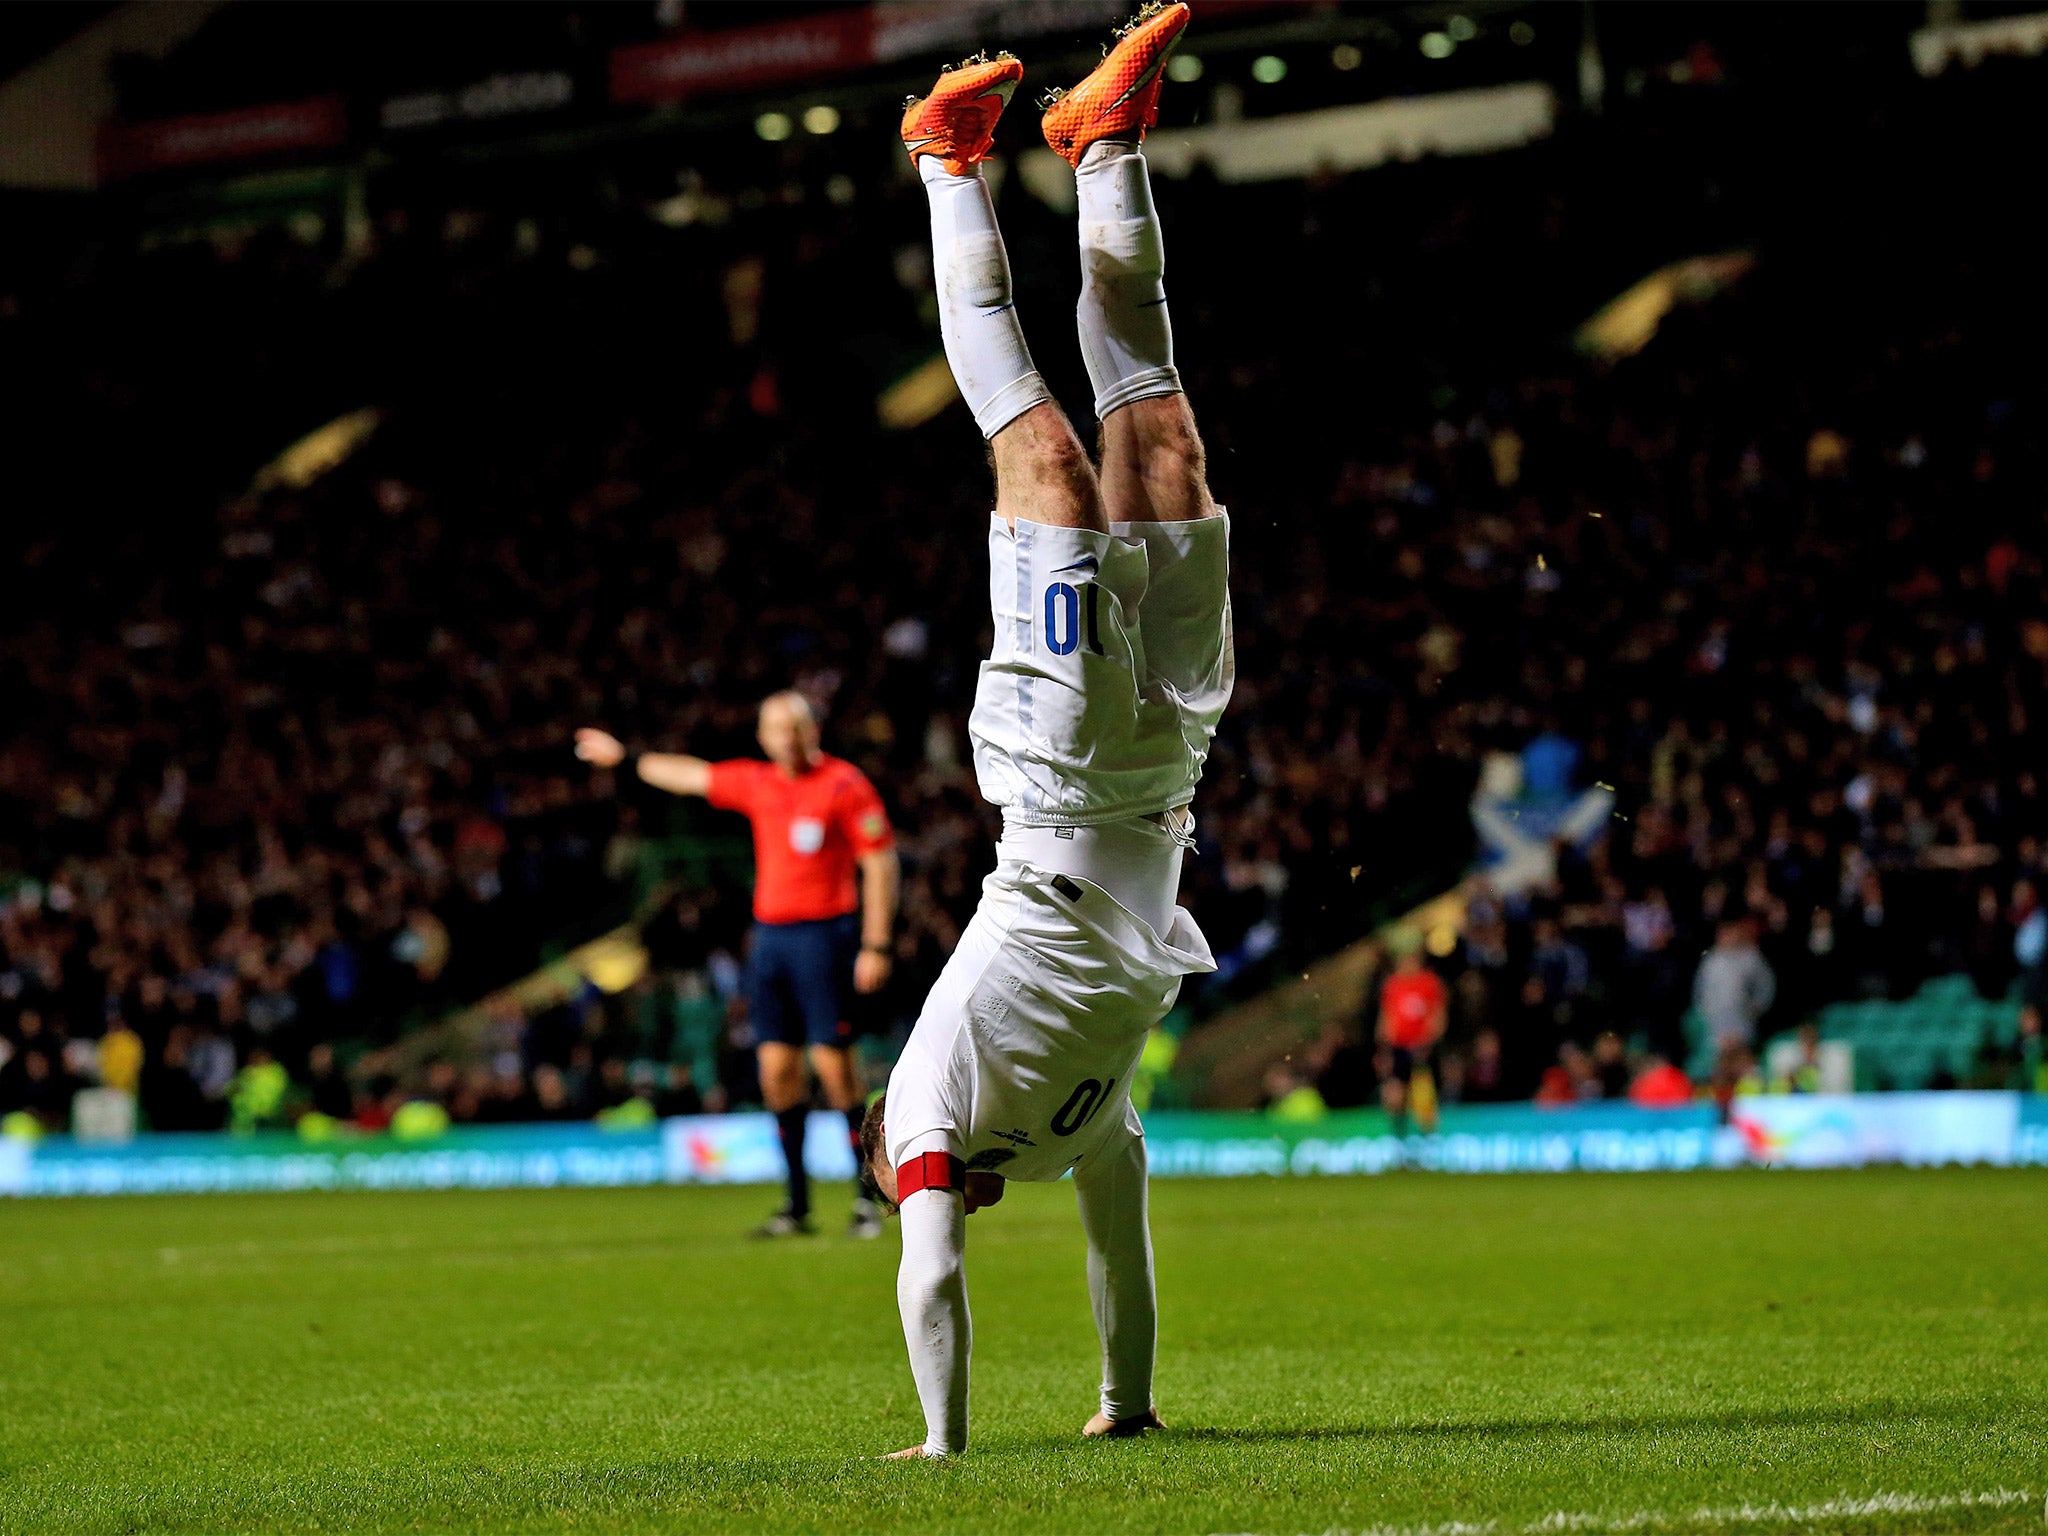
[1376,945,1447,1132]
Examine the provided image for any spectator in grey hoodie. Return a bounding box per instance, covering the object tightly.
[1693,916,1777,1053]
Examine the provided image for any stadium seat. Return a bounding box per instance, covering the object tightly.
[1800,975,2025,1089]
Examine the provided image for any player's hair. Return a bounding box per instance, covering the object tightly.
[858,1094,894,1213]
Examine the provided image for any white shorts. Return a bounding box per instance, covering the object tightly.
[968,513,1233,827]
[885,860,1215,1185]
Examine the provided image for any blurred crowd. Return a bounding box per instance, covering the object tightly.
[4,59,2047,1134]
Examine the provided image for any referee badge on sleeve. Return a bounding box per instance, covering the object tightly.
[790,817,826,854]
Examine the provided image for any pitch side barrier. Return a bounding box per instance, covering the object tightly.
[5,1094,2046,1198]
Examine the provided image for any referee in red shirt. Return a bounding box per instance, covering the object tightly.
[577,692,900,1238]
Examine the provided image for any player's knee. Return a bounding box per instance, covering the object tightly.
[993,406,1109,529]
[1011,430,1102,524]
[1034,426,1093,488]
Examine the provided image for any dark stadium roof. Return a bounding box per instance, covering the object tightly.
[0,1,118,85]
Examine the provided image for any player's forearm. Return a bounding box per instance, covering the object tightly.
[897,1188,971,1455]
[634,752,711,797]
[1074,1129,1157,1423]
[860,851,900,951]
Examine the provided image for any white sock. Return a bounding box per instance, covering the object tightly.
[1075,1126,1156,1423]
[1075,139,1181,421]
[897,1185,971,1455]
[920,157,1052,439]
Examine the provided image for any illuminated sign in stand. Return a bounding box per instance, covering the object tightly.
[659,1112,857,1187]
[1721,1091,2023,1169]
[4,1095,2044,1198]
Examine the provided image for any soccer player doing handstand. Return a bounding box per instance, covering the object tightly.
[865,2,1232,1459]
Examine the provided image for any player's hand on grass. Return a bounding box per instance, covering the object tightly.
[854,948,893,994]
[574,727,625,768]
[882,1445,940,1460]
[1082,1408,1166,1438]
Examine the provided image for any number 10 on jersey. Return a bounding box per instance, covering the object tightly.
[1044,582,1104,657]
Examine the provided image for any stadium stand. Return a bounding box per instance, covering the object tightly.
[3,33,2047,1136]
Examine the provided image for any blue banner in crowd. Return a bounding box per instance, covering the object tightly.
[3,1095,2045,1198]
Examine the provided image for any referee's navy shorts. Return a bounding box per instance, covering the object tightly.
[747,912,860,1049]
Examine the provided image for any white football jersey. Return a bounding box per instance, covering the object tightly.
[885,860,1214,1184]
[888,511,1232,1182]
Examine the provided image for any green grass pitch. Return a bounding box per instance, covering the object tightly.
[1,1168,2043,1535]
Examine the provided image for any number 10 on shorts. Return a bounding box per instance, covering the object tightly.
[1052,1077,1115,1137]
[1044,582,1103,657]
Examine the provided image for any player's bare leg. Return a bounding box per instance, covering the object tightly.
[908,61,1048,434]
[993,404,1108,532]
[1083,147,1213,523]
[1045,3,1215,528]
[906,53,1108,534]
[1099,394,1215,525]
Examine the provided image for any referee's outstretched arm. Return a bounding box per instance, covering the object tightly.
[855,845,901,995]
[573,727,711,796]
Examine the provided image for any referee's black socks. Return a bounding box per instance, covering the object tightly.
[775,1106,811,1220]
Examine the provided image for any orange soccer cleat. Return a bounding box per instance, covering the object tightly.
[901,52,1024,176]
[1040,1,1191,168]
